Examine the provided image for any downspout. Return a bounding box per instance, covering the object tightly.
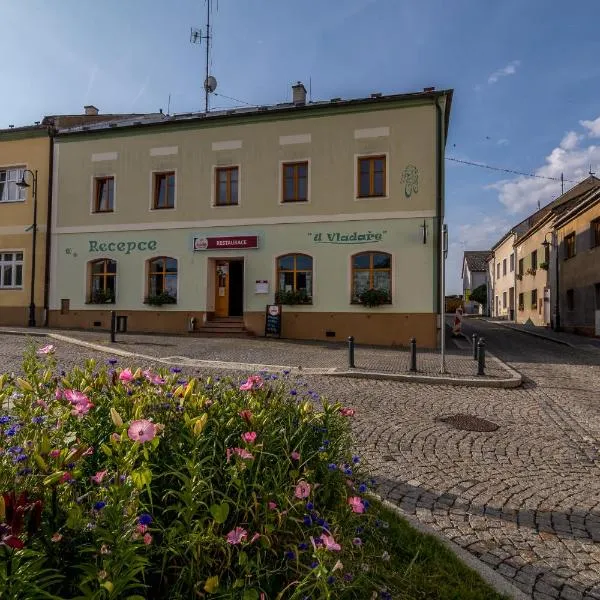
[435,96,446,371]
[42,127,55,327]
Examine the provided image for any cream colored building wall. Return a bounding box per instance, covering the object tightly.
[49,218,436,313]
[0,134,50,318]
[491,235,516,317]
[54,102,438,230]
[515,225,551,325]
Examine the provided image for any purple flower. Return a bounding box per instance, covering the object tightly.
[18,468,33,476]
[344,468,353,476]
[138,513,153,526]
[310,561,319,569]
[290,390,297,396]
[344,573,354,582]
[352,455,360,464]
[108,359,118,365]
[0,416,11,424]
[328,463,337,471]
[13,454,28,463]
[352,537,362,546]
[327,575,335,584]
[359,483,367,493]
[284,551,295,560]
[298,542,309,551]
[94,501,106,511]
[306,501,314,511]
[32,416,45,424]
[323,440,330,447]
[303,515,312,526]
[6,425,20,436]
[170,367,182,374]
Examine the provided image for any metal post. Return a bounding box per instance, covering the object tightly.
[28,171,38,327]
[409,337,417,372]
[347,336,355,369]
[472,333,478,360]
[440,224,448,373]
[554,233,561,331]
[110,310,116,343]
[477,337,486,376]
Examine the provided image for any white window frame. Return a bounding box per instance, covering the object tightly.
[0,166,26,203]
[0,250,24,289]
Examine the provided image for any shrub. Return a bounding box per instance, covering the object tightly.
[89,289,115,304]
[144,292,177,306]
[539,262,549,270]
[274,290,312,305]
[0,346,398,599]
[357,289,391,307]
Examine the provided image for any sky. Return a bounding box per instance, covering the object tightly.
[2,0,600,293]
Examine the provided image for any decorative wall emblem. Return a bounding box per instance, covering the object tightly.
[401,165,419,198]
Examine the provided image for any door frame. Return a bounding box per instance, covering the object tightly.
[207,256,246,318]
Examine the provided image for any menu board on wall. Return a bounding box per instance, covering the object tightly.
[264,304,282,338]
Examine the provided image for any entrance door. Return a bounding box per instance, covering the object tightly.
[228,260,244,317]
[215,261,229,317]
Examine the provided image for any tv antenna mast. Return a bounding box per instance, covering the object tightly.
[190,0,217,113]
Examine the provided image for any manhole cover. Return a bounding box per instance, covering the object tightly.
[439,414,499,432]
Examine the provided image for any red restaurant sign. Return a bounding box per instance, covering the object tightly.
[193,235,259,251]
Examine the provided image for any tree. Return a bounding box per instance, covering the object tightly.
[470,284,487,306]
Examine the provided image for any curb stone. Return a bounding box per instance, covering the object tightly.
[378,497,530,600]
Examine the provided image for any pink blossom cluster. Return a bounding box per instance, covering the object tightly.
[64,390,94,417]
[226,447,254,462]
[239,375,264,391]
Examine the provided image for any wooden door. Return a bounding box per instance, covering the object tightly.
[215,261,229,317]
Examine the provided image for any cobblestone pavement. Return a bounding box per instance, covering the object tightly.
[2,325,600,598]
[25,327,509,380]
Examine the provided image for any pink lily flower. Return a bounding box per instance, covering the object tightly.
[91,470,107,484]
[226,526,248,545]
[320,532,341,551]
[294,481,311,499]
[143,370,165,385]
[127,419,157,443]
[119,368,134,383]
[348,496,365,513]
[239,375,264,391]
[37,344,55,355]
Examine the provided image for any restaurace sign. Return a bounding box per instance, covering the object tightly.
[308,230,387,244]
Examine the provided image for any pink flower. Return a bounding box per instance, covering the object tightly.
[241,431,257,444]
[239,375,264,391]
[291,451,301,461]
[226,447,254,461]
[91,470,107,484]
[111,433,120,442]
[119,368,134,383]
[128,419,157,443]
[143,370,165,385]
[37,344,55,355]
[60,472,73,483]
[64,389,89,405]
[348,496,365,514]
[226,448,233,463]
[51,533,62,542]
[71,401,93,417]
[268,501,277,510]
[238,409,253,424]
[55,388,63,401]
[250,532,260,544]
[49,449,60,459]
[320,532,341,551]
[82,447,94,457]
[143,533,153,545]
[294,481,311,499]
[137,524,148,534]
[226,527,248,545]
[36,398,48,410]
[339,407,355,417]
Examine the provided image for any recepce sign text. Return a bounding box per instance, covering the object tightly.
[88,240,158,254]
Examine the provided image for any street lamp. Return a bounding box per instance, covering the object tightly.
[542,232,560,332]
[16,169,38,327]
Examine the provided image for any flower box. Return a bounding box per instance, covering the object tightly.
[144,293,177,306]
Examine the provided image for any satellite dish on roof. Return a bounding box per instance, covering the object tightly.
[204,76,217,94]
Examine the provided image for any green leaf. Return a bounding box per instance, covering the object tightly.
[243,590,259,600]
[233,579,245,589]
[238,550,248,566]
[131,468,152,490]
[43,471,65,486]
[66,505,83,529]
[100,444,113,457]
[209,502,230,524]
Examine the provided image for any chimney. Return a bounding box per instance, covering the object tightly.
[84,105,99,116]
[292,81,307,106]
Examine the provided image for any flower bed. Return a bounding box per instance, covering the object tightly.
[0,345,392,599]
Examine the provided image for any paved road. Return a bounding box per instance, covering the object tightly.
[1,326,600,599]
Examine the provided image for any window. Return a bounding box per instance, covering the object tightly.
[147,257,177,301]
[0,167,26,203]
[88,259,116,303]
[503,291,507,309]
[518,292,524,309]
[357,155,386,198]
[497,263,501,279]
[531,250,537,271]
[564,233,576,259]
[510,253,514,272]
[502,258,507,276]
[566,288,574,311]
[591,218,600,248]
[518,258,524,276]
[276,254,312,302]
[351,252,392,303]
[0,252,23,288]
[93,176,114,213]
[153,172,175,209]
[531,288,538,308]
[215,166,239,206]
[282,161,308,203]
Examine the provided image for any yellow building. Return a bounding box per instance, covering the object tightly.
[49,85,453,347]
[0,125,51,326]
[554,187,600,336]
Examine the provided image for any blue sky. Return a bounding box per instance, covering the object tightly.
[3,0,600,293]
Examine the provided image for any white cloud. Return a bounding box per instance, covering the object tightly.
[487,60,521,85]
[487,117,600,214]
[452,216,510,250]
[580,116,600,138]
[497,138,509,146]
[559,131,580,150]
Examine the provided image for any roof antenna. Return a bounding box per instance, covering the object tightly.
[537,199,540,210]
[167,94,171,116]
[589,164,596,176]
[190,0,217,113]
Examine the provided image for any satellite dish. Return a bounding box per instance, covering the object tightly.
[204,76,217,93]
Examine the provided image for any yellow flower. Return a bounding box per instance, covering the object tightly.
[204,575,219,593]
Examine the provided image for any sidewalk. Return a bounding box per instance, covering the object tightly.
[0,326,522,388]
[487,319,600,351]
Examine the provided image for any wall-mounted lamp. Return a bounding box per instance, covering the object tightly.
[420,219,428,244]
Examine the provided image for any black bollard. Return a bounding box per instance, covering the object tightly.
[110,310,116,343]
[409,337,417,372]
[477,337,486,376]
[348,336,355,369]
[472,333,479,360]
